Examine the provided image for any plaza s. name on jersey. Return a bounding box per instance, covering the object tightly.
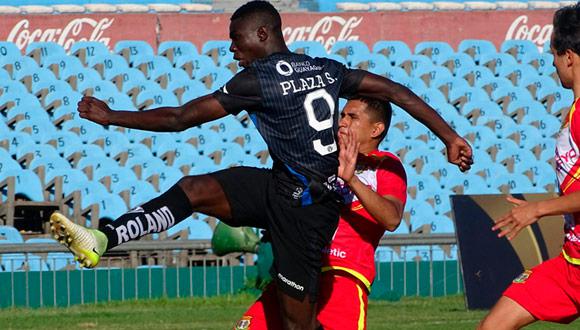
[276,60,337,95]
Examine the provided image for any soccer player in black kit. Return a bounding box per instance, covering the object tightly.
[50,1,473,329]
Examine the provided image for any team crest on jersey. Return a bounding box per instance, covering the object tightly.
[235,316,252,329]
[513,270,532,283]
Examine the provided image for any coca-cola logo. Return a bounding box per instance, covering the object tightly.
[283,16,363,51]
[7,18,114,51]
[505,15,552,51]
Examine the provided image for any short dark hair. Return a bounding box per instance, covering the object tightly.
[231,1,282,31]
[357,96,392,142]
[552,3,580,56]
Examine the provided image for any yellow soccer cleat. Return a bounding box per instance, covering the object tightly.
[50,212,108,268]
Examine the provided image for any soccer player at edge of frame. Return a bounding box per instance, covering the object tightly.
[236,97,408,330]
[479,4,580,330]
[50,1,473,329]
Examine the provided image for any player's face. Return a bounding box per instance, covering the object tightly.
[339,100,376,144]
[229,18,265,68]
[551,38,574,89]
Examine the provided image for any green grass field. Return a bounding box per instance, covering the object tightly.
[0,294,574,329]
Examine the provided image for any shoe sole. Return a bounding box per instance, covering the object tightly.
[50,213,97,268]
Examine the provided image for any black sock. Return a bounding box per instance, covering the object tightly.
[100,184,193,250]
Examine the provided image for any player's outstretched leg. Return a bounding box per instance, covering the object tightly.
[51,175,230,268]
[50,212,108,268]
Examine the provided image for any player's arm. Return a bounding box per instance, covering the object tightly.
[77,69,261,132]
[494,192,580,240]
[348,71,473,172]
[338,126,403,231]
[77,95,229,132]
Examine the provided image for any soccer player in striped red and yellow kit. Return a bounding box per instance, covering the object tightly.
[235,97,407,330]
[479,4,580,329]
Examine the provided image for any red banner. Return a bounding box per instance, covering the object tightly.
[0,10,554,53]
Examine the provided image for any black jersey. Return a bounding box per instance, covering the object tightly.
[214,52,364,204]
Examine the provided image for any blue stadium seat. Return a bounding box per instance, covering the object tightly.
[501,40,540,62]
[136,89,179,110]
[491,86,534,107]
[489,172,537,194]
[460,100,503,124]
[288,41,327,58]
[415,41,454,65]
[62,142,107,162]
[217,143,248,167]
[330,40,370,64]
[350,53,390,75]
[61,117,107,144]
[44,168,89,196]
[430,76,469,100]
[26,42,66,65]
[88,53,129,79]
[239,129,268,156]
[197,66,233,91]
[382,65,409,83]
[132,54,173,79]
[413,66,452,87]
[0,225,24,243]
[156,166,183,192]
[514,124,543,153]
[2,131,35,157]
[455,66,494,86]
[201,40,231,65]
[61,67,102,92]
[497,63,538,86]
[479,53,518,76]
[210,116,246,143]
[115,40,154,65]
[448,86,490,109]
[0,80,28,96]
[440,53,476,76]
[88,193,129,223]
[95,165,139,191]
[399,54,433,76]
[175,54,216,80]
[13,118,56,143]
[0,169,45,202]
[122,180,158,209]
[77,79,117,96]
[188,155,219,175]
[41,54,84,80]
[0,42,21,59]
[70,41,109,66]
[505,100,547,123]
[7,56,40,82]
[44,90,82,112]
[522,115,561,139]
[457,39,497,64]
[15,143,59,162]
[373,40,412,67]
[537,85,574,106]
[29,156,71,179]
[76,155,119,173]
[158,40,198,64]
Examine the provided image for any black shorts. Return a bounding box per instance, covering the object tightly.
[210,166,341,301]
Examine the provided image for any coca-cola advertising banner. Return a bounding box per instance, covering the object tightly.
[0,10,553,53]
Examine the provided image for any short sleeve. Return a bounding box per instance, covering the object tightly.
[339,68,366,100]
[212,68,263,115]
[376,154,407,206]
[571,99,580,145]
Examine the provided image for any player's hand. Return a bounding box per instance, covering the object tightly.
[492,196,540,240]
[337,126,359,184]
[77,96,112,125]
[445,136,473,172]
